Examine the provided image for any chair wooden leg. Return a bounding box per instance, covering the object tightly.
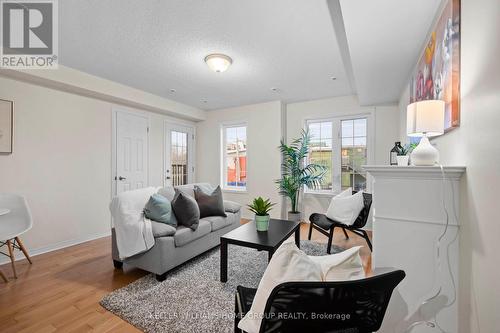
[15,237,32,264]
[327,226,335,254]
[0,269,7,283]
[362,230,373,252]
[6,240,17,279]
[342,228,349,240]
[308,222,313,240]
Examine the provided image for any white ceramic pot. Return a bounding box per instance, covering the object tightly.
[288,211,302,222]
[397,155,409,166]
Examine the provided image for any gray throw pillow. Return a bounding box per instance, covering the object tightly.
[172,190,200,230]
[194,185,227,218]
[144,194,176,227]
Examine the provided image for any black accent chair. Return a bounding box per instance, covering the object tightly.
[235,269,405,333]
[308,192,373,253]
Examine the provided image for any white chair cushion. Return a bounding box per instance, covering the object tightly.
[238,241,322,333]
[325,188,364,225]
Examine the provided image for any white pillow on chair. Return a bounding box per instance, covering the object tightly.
[237,241,323,333]
[325,188,364,226]
[238,241,366,333]
[309,246,365,281]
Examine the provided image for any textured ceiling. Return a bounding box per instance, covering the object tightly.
[59,0,352,111]
[339,0,443,105]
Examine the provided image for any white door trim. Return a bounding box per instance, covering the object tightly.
[163,120,196,186]
[111,107,151,197]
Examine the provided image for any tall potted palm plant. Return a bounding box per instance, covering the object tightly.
[276,130,326,222]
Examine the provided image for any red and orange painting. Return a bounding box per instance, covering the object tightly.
[410,0,460,132]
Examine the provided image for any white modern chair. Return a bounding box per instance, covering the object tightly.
[0,193,33,281]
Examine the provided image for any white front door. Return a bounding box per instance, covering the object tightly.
[114,111,149,195]
[164,122,194,186]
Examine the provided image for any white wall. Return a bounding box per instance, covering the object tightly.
[196,101,283,219]
[397,0,500,330]
[0,76,195,261]
[286,95,400,224]
[0,66,206,121]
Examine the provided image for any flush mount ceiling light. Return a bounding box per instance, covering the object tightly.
[204,54,232,73]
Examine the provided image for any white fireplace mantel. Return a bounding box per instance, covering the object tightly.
[364,165,465,180]
[363,165,465,332]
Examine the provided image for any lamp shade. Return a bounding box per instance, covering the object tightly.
[407,100,445,137]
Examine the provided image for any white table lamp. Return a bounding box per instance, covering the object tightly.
[407,100,445,166]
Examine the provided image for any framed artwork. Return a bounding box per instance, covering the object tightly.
[409,0,460,132]
[0,99,13,154]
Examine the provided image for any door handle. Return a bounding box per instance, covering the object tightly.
[115,176,126,181]
[166,177,171,180]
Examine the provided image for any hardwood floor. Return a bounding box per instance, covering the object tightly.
[0,222,372,332]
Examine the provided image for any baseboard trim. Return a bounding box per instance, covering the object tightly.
[0,231,111,265]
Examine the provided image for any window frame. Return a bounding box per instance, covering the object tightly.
[220,122,248,192]
[304,112,374,195]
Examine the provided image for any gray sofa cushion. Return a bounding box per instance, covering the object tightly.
[158,185,175,201]
[201,213,236,231]
[195,185,227,218]
[174,220,211,247]
[151,221,176,238]
[172,190,200,230]
[224,200,242,213]
[175,183,214,198]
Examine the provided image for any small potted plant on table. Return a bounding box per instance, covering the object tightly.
[247,197,275,231]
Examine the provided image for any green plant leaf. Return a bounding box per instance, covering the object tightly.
[247,197,276,216]
[275,129,327,212]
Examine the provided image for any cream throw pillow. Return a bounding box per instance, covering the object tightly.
[309,246,365,281]
[325,188,364,225]
[238,241,365,333]
[237,241,323,333]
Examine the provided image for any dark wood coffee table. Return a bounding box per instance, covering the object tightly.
[220,219,301,282]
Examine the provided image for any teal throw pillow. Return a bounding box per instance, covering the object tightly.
[144,194,176,227]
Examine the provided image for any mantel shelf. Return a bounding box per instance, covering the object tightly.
[362,165,466,180]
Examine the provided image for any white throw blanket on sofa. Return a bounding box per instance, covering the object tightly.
[110,187,158,259]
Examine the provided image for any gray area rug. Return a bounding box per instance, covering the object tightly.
[100,240,344,333]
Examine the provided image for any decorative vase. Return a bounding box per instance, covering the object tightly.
[255,214,270,231]
[396,155,409,166]
[288,211,302,223]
